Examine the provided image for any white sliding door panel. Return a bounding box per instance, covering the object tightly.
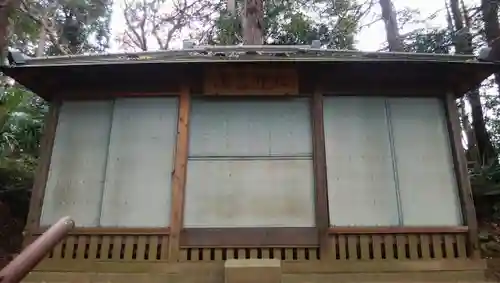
[184,159,315,227]
[324,97,399,226]
[41,101,113,227]
[389,98,462,226]
[189,99,312,157]
[100,98,178,227]
[186,99,314,228]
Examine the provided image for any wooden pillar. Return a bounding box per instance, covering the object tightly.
[311,90,331,258]
[23,102,60,246]
[168,86,191,261]
[444,92,480,258]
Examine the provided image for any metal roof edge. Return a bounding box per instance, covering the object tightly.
[4,45,494,68]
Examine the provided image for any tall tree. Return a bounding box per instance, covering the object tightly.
[481,0,500,96]
[0,0,20,61]
[200,0,367,48]
[449,0,496,164]
[242,0,263,44]
[378,0,403,51]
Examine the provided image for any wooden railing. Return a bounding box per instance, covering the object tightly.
[0,217,74,283]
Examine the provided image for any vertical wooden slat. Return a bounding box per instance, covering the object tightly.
[168,85,191,261]
[420,234,431,259]
[179,249,188,261]
[189,248,199,261]
[227,249,235,260]
[101,236,111,260]
[432,234,443,259]
[112,236,122,260]
[396,235,407,260]
[359,235,370,260]
[407,234,420,260]
[261,249,270,259]
[76,236,88,259]
[24,103,60,245]
[87,236,99,260]
[338,235,347,260]
[311,90,330,258]
[330,235,337,260]
[51,239,64,259]
[202,248,211,261]
[456,234,468,258]
[161,236,169,260]
[384,235,394,260]
[136,236,147,260]
[309,248,318,260]
[297,248,307,261]
[214,249,223,260]
[273,248,282,260]
[65,236,76,259]
[444,93,479,258]
[123,236,135,260]
[237,249,246,259]
[149,236,159,261]
[372,235,383,260]
[347,235,358,261]
[250,249,259,258]
[444,234,456,258]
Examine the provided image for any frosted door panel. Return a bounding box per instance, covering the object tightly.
[186,99,314,228]
[389,98,461,226]
[189,99,311,157]
[40,101,113,227]
[100,98,178,227]
[323,97,399,226]
[184,159,315,227]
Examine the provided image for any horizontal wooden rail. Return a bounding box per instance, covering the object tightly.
[33,227,170,236]
[328,226,468,234]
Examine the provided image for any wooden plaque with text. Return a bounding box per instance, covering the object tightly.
[203,64,299,95]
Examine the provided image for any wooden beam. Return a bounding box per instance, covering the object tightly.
[168,85,191,261]
[23,102,60,245]
[33,227,171,236]
[180,227,318,247]
[444,92,479,258]
[311,90,330,258]
[328,226,469,234]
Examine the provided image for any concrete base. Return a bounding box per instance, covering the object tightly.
[224,259,282,283]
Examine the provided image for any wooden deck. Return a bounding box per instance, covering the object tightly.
[23,259,491,283]
[21,229,495,283]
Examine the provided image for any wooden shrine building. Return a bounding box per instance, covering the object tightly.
[2,45,500,283]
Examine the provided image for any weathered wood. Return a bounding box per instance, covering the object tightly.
[180,228,318,247]
[168,85,191,261]
[328,226,468,234]
[32,258,487,273]
[203,65,299,95]
[24,102,60,242]
[311,90,330,259]
[34,227,171,235]
[444,92,480,258]
[22,269,490,283]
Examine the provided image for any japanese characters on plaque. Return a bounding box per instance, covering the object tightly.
[203,65,299,95]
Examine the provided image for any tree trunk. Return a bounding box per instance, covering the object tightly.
[481,0,500,96]
[449,0,496,164]
[242,0,264,45]
[378,0,403,51]
[36,21,46,57]
[0,0,11,63]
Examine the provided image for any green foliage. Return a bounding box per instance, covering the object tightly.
[403,29,452,54]
[205,0,359,49]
